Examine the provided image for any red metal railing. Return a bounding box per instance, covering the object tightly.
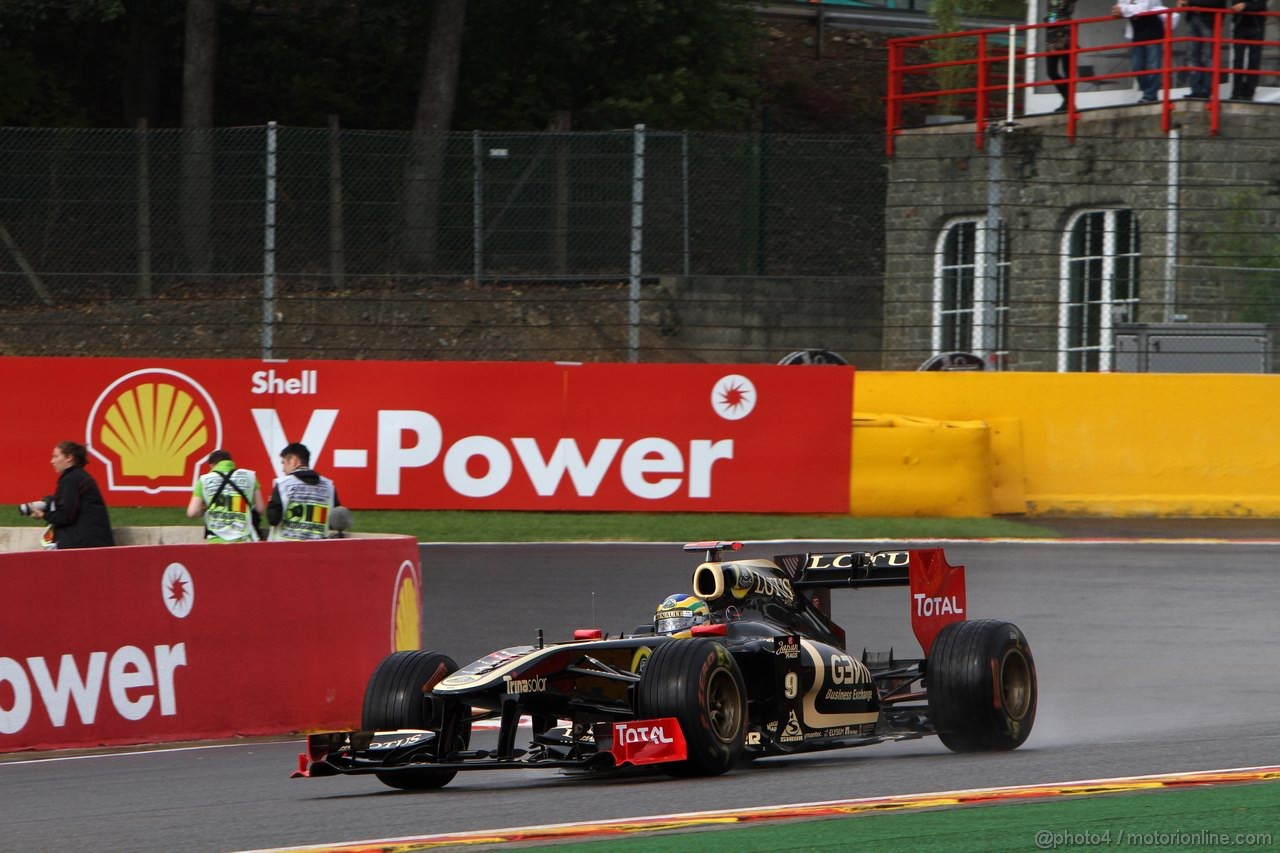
[885,9,1277,155]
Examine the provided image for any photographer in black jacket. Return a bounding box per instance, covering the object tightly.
[26,440,115,549]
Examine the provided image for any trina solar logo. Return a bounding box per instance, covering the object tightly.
[86,369,223,494]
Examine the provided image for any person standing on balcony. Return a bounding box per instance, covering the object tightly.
[1114,0,1178,103]
[1045,0,1080,111]
[1179,0,1229,97]
[1229,0,1268,100]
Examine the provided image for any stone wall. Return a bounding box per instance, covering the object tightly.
[883,104,1280,371]
[649,274,884,367]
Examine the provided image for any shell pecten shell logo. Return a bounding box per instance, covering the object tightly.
[392,559,423,652]
[87,369,222,493]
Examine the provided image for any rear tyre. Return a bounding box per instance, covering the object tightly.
[361,650,471,790]
[636,638,746,776]
[927,620,1036,752]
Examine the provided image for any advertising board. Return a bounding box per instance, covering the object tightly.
[0,359,853,512]
[0,536,420,752]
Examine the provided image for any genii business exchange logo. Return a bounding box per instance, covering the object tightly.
[87,368,223,494]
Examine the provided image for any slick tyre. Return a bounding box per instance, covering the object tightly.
[636,638,746,776]
[361,650,471,790]
[927,620,1037,752]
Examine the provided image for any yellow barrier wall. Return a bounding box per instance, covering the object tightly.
[851,414,994,517]
[853,372,1280,517]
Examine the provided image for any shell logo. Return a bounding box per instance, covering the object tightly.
[87,369,222,494]
[391,559,423,652]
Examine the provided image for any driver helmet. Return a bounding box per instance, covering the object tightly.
[653,593,711,636]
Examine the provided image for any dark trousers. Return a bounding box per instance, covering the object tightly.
[1232,29,1263,99]
[1185,15,1216,96]
[1047,52,1070,98]
[1130,41,1162,100]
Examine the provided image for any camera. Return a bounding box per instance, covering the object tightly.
[18,500,48,517]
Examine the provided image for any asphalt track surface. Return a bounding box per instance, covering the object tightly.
[3,537,1279,852]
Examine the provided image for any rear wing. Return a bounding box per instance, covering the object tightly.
[775,548,967,656]
[683,542,967,655]
[774,550,910,589]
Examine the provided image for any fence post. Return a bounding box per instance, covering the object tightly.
[551,111,571,275]
[886,40,901,156]
[1165,128,1180,323]
[328,115,346,289]
[135,118,153,300]
[979,130,1003,364]
[629,123,645,363]
[756,117,770,275]
[1006,25,1017,124]
[473,130,483,286]
[682,131,691,280]
[263,121,278,360]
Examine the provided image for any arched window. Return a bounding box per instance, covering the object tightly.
[1059,209,1140,372]
[934,218,1010,368]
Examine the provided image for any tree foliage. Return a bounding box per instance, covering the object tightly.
[927,0,1024,113]
[457,0,760,130]
[0,0,761,130]
[0,0,134,125]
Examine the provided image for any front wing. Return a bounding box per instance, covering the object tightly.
[293,717,690,779]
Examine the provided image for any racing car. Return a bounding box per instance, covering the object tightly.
[293,541,1037,789]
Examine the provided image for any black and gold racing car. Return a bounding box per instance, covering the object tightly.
[293,540,1037,789]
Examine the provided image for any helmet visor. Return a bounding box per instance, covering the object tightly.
[655,612,697,634]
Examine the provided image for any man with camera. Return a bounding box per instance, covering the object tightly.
[187,449,267,542]
[22,440,115,549]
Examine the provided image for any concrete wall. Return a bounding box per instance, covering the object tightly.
[852,372,1280,517]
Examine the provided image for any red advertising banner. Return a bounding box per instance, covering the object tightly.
[0,537,420,752]
[0,358,853,512]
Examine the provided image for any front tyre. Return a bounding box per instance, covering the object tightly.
[926,620,1037,752]
[636,638,746,776]
[362,650,471,790]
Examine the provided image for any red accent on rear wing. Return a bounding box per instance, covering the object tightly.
[907,549,967,656]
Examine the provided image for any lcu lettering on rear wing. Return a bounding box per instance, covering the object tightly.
[774,549,967,656]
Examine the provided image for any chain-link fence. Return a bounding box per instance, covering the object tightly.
[0,125,886,364]
[2,122,1278,370]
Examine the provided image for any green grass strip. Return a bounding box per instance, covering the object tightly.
[14,507,1061,542]
[533,782,1279,852]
